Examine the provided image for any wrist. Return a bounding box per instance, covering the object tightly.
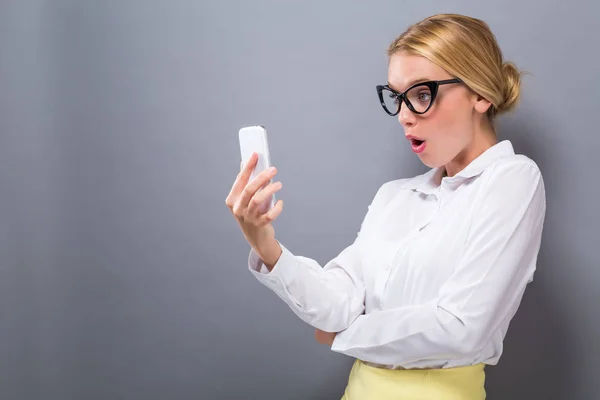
[256,239,282,271]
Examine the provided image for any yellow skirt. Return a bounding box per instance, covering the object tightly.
[341,359,486,400]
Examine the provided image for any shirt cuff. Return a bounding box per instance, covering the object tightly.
[330,327,350,354]
[248,241,300,292]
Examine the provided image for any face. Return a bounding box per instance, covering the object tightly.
[386,52,493,173]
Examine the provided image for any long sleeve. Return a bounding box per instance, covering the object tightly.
[331,162,546,366]
[248,241,364,332]
[247,182,393,332]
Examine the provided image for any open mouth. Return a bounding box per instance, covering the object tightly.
[409,137,427,153]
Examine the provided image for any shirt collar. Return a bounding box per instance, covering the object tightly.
[401,140,515,194]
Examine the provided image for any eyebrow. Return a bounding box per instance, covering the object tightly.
[387,77,433,92]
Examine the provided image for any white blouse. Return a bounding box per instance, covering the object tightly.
[248,140,546,370]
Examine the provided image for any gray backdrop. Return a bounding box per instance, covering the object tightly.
[1,1,598,399]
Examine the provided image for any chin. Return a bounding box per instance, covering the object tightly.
[417,154,444,169]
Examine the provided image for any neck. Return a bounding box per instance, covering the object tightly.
[444,127,497,177]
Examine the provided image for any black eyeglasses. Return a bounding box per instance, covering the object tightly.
[376,78,463,116]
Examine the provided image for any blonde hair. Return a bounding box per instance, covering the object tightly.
[388,14,522,118]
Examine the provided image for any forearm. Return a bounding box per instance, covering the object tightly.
[331,302,482,365]
[248,242,366,332]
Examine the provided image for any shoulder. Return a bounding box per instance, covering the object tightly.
[482,153,545,192]
[477,154,546,216]
[373,174,420,198]
[376,177,413,197]
[368,171,429,208]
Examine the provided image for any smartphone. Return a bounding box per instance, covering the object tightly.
[239,125,276,214]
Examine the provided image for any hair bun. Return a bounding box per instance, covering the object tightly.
[498,62,521,114]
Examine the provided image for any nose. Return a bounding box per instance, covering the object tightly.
[398,100,416,128]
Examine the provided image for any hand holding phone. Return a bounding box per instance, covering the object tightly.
[225,126,285,268]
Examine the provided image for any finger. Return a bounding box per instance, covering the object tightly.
[247,181,283,215]
[238,166,278,209]
[239,152,259,181]
[259,199,284,224]
[228,153,258,201]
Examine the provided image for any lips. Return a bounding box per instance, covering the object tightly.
[406,135,426,154]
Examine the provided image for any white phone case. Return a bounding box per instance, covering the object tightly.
[239,125,276,213]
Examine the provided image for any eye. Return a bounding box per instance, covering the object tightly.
[387,93,400,104]
[417,91,431,103]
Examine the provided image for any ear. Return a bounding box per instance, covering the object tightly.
[473,94,493,114]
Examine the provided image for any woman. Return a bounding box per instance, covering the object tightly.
[225,13,546,399]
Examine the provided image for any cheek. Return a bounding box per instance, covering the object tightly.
[417,98,472,166]
[429,97,472,139]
